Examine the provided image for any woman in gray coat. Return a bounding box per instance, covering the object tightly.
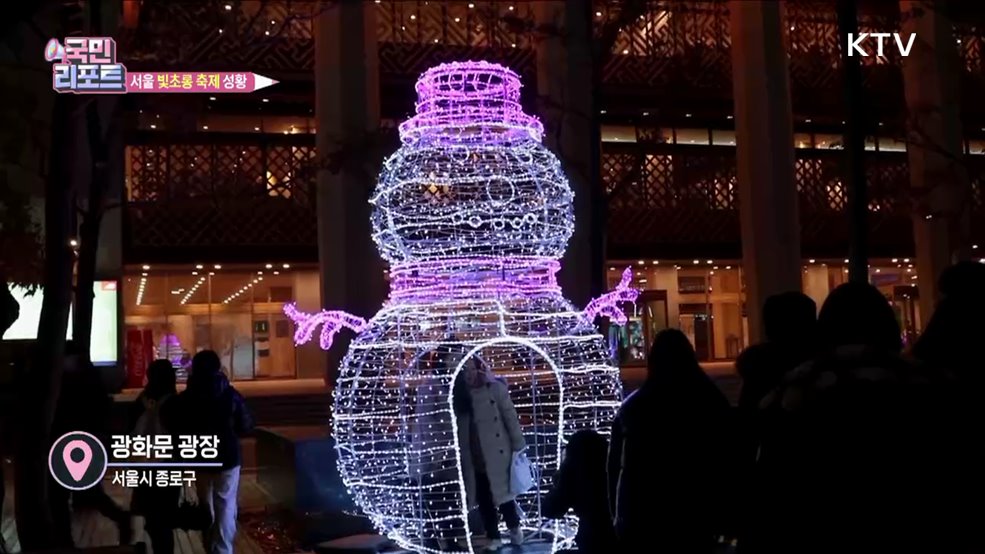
[454,357,527,549]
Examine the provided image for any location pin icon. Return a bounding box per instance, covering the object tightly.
[63,440,93,482]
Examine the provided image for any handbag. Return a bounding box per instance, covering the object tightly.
[509,449,536,496]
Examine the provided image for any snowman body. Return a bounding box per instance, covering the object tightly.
[316,62,625,553]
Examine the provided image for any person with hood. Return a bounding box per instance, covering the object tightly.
[751,282,983,554]
[608,328,733,552]
[168,350,253,554]
[130,359,180,554]
[543,429,616,553]
[454,356,526,550]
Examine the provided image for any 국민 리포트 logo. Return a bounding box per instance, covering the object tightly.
[44,36,278,95]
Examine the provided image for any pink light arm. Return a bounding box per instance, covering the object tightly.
[283,303,368,351]
[583,267,640,326]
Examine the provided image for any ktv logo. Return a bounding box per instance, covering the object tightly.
[846,32,917,57]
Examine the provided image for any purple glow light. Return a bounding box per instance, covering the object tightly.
[398,61,543,146]
[584,268,640,326]
[283,303,367,350]
[388,256,561,303]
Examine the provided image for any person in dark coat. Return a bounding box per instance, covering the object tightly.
[734,292,816,549]
[608,329,733,552]
[543,430,616,553]
[736,292,816,412]
[50,343,132,546]
[913,261,985,387]
[750,282,984,554]
[167,350,254,554]
[130,359,180,554]
[937,260,985,301]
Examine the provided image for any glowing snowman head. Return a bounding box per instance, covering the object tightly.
[370,61,574,265]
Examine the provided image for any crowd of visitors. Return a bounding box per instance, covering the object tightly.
[30,261,985,553]
[49,349,253,554]
[542,261,985,553]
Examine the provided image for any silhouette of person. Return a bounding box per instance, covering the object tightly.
[130,359,180,554]
[543,430,616,553]
[736,292,817,413]
[751,282,983,554]
[50,342,132,546]
[734,292,816,549]
[608,329,733,552]
[166,350,253,554]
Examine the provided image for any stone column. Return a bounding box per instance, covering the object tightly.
[535,0,604,309]
[728,1,802,344]
[314,0,386,384]
[802,265,830,312]
[899,0,970,323]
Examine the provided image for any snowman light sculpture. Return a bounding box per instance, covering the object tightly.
[285,61,637,553]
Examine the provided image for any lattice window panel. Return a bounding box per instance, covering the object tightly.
[956,24,984,74]
[638,154,675,209]
[785,1,842,96]
[795,156,845,211]
[119,1,315,71]
[676,150,736,211]
[603,151,672,211]
[266,145,315,205]
[603,1,731,92]
[168,145,213,198]
[865,154,908,215]
[128,139,318,251]
[213,145,264,197]
[127,142,319,203]
[602,141,933,255]
[601,152,638,209]
[377,1,535,49]
[127,146,169,201]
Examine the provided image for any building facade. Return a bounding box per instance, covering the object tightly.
[108,0,985,381]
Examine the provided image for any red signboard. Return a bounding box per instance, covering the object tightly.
[124,328,153,389]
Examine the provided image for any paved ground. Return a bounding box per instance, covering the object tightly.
[1,467,270,554]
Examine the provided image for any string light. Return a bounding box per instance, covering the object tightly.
[223,276,262,304]
[180,276,206,305]
[285,61,635,553]
[136,275,147,306]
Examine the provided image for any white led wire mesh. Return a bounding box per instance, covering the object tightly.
[323,61,625,554]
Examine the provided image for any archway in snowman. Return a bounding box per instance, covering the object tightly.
[447,338,568,550]
[392,335,573,553]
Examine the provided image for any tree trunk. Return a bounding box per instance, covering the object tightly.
[0,278,19,339]
[14,93,80,552]
[837,0,870,282]
[73,100,113,359]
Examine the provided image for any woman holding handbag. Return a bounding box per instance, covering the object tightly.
[453,357,526,550]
